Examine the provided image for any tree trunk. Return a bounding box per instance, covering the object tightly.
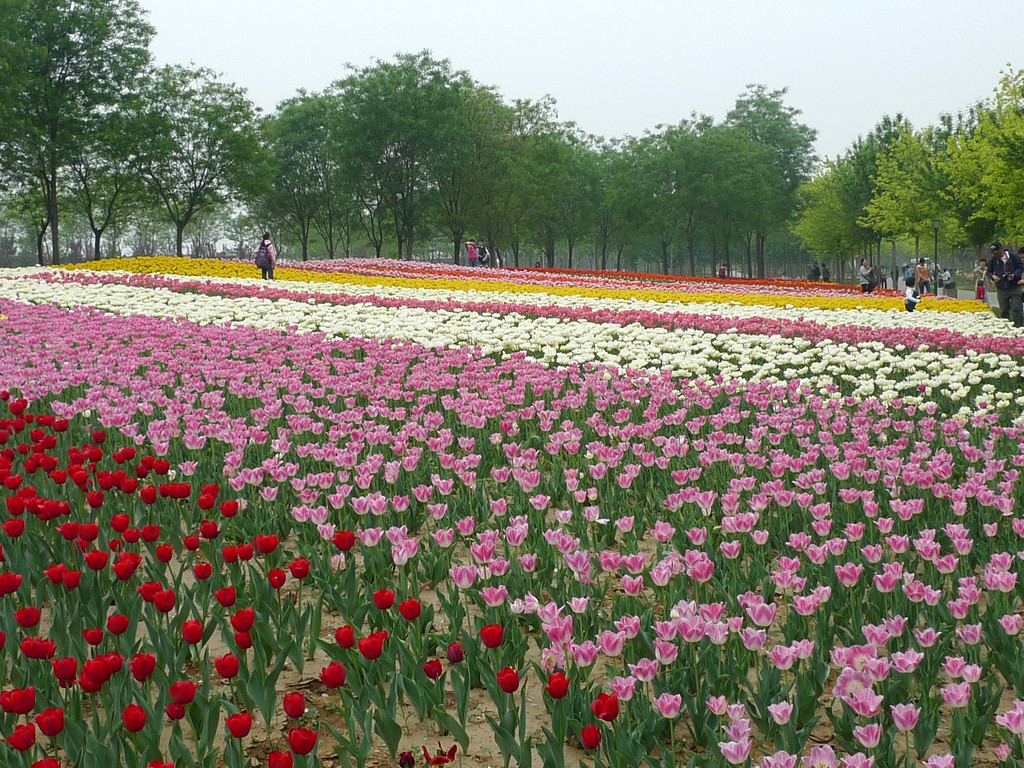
[615,244,623,272]
[756,232,766,279]
[710,240,717,277]
[744,232,753,278]
[724,241,731,276]
[176,222,186,258]
[36,218,49,266]
[452,235,462,265]
[687,238,696,277]
[661,240,670,275]
[93,229,104,261]
[46,172,60,265]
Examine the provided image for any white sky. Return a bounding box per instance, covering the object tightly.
[143,0,1021,162]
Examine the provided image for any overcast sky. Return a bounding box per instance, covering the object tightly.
[143,0,1021,162]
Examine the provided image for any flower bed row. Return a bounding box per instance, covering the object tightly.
[58,257,988,315]
[0,278,1019,423]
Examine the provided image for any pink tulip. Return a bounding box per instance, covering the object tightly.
[890,703,920,731]
[653,693,682,719]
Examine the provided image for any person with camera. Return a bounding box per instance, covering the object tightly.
[987,242,1024,327]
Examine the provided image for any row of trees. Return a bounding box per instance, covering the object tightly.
[0,0,819,274]
[792,69,1024,280]
[4,2,1021,277]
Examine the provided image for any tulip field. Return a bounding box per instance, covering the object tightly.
[2,257,1024,768]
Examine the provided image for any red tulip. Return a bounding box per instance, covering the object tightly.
[253,534,279,554]
[334,624,355,649]
[6,722,35,751]
[282,692,305,719]
[165,702,186,721]
[0,573,20,593]
[319,661,346,688]
[225,712,252,738]
[153,589,176,613]
[230,607,255,632]
[398,598,421,621]
[358,630,387,660]
[121,704,148,732]
[268,568,286,589]
[332,529,355,551]
[479,623,504,648]
[544,672,570,699]
[591,692,619,722]
[51,656,78,686]
[422,742,458,765]
[34,707,64,737]
[215,586,237,607]
[289,557,310,579]
[182,620,204,645]
[234,631,252,650]
[14,606,41,628]
[183,534,200,551]
[215,653,239,679]
[20,636,56,659]
[372,588,395,610]
[169,680,197,705]
[0,686,35,714]
[422,659,443,680]
[86,490,104,509]
[446,641,464,664]
[199,519,219,540]
[580,724,602,750]
[219,500,239,517]
[268,750,294,768]
[107,613,130,635]
[287,727,318,755]
[130,652,157,682]
[496,667,520,693]
[84,549,108,570]
[139,485,157,504]
[193,562,213,580]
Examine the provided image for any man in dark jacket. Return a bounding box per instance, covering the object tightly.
[988,243,1024,327]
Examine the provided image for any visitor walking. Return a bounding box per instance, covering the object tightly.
[916,259,932,296]
[988,243,1024,327]
[821,263,831,281]
[970,258,988,302]
[466,241,479,267]
[254,232,276,280]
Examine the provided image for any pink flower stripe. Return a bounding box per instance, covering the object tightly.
[282,257,894,299]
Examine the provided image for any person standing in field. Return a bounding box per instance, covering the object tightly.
[858,258,872,293]
[466,241,478,267]
[916,259,931,295]
[988,243,1024,327]
[254,232,276,280]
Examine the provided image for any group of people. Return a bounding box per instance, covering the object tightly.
[466,240,498,267]
[806,261,831,281]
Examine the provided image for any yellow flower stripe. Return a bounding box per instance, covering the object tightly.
[62,256,991,314]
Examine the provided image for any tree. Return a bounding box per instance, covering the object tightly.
[0,0,153,263]
[726,85,817,277]
[69,110,144,259]
[331,52,469,260]
[132,65,265,257]
[263,94,329,261]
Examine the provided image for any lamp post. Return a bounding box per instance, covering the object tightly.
[932,218,940,294]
